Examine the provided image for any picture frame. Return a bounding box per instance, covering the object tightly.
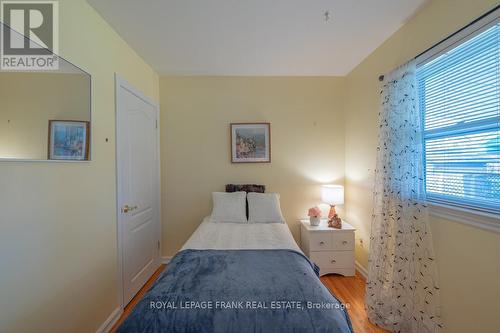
[230,123,271,163]
[48,120,90,160]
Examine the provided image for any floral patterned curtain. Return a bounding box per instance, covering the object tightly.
[366,60,443,333]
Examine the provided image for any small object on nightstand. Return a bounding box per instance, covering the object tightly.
[299,219,356,276]
[307,206,322,226]
[329,215,342,229]
[321,185,344,229]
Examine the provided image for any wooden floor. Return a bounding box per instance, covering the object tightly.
[320,272,388,333]
[111,265,388,333]
[110,265,166,332]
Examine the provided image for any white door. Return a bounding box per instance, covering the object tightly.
[116,75,160,306]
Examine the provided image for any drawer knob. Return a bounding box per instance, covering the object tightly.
[319,241,325,245]
[331,259,336,263]
[342,240,348,245]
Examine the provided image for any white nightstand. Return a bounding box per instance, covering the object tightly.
[299,219,356,276]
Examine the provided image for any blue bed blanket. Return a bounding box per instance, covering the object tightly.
[117,249,353,333]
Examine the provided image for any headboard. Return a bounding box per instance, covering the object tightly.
[225,184,265,193]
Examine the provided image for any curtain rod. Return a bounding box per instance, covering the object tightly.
[378,4,499,82]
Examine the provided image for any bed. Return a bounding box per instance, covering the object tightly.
[117,187,353,333]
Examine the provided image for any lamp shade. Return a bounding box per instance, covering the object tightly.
[321,185,344,205]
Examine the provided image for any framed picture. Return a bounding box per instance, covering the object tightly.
[48,120,90,160]
[231,123,271,163]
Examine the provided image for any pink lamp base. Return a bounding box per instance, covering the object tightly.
[327,205,342,229]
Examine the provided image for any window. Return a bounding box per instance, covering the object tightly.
[417,16,499,214]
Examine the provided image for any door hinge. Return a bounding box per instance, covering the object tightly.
[155,119,158,129]
[157,240,160,250]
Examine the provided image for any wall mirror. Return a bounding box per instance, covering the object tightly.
[0,22,91,161]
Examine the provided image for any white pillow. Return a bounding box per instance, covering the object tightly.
[247,192,285,223]
[210,192,247,223]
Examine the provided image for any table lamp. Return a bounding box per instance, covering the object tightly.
[321,185,344,229]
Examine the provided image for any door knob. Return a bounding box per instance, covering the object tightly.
[122,205,138,213]
[331,259,336,263]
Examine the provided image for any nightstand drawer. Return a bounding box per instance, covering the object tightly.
[309,233,333,251]
[310,251,354,269]
[331,233,354,250]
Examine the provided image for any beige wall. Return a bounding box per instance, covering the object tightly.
[160,76,346,255]
[0,73,90,159]
[343,0,500,332]
[0,0,159,332]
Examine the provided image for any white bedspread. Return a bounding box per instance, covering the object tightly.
[181,217,302,253]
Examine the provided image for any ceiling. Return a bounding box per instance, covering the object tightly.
[87,0,427,76]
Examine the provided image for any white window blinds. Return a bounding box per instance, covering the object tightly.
[417,21,499,213]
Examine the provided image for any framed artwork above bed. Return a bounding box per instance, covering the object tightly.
[230,123,271,163]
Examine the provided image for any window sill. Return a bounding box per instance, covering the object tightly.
[429,202,500,234]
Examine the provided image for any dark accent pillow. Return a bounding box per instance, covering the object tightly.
[226,184,265,218]
[225,184,266,193]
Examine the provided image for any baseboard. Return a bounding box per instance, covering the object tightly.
[96,307,122,333]
[161,256,172,264]
[355,261,368,279]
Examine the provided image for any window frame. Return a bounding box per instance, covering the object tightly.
[415,8,500,233]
